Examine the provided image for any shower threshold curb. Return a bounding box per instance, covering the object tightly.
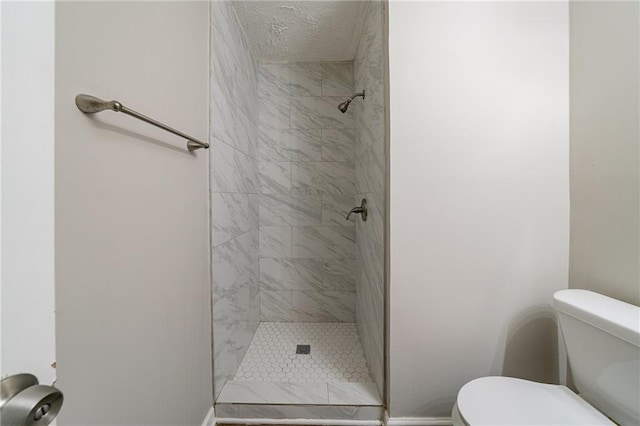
[217,381,382,406]
[215,417,382,426]
[216,381,383,422]
[215,401,383,423]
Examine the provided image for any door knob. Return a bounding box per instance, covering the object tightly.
[0,373,63,426]
[346,198,368,221]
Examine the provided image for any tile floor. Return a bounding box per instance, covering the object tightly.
[233,322,373,383]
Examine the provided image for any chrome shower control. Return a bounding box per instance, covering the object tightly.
[346,199,368,221]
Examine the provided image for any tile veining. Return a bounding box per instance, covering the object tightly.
[353,0,385,399]
[257,61,356,321]
[259,129,322,162]
[321,62,355,96]
[210,1,260,398]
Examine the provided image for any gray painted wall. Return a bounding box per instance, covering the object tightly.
[55,2,212,424]
[569,1,640,306]
[1,1,56,385]
[388,2,569,418]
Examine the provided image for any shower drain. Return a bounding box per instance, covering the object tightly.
[296,344,310,354]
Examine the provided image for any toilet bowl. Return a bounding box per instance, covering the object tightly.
[453,289,640,426]
[452,377,614,425]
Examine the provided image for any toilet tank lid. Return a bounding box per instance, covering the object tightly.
[552,289,640,347]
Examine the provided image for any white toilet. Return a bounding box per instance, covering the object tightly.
[452,289,640,425]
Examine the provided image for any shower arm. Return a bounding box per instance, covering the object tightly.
[348,91,365,102]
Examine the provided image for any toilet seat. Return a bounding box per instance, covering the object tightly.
[455,376,615,425]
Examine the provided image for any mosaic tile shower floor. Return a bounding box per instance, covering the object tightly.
[233,322,373,383]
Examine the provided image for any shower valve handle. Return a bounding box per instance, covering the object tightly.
[346,199,368,221]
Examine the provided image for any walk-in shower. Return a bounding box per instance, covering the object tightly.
[209,0,386,422]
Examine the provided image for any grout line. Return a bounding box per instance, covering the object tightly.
[325,383,330,405]
[289,224,293,259]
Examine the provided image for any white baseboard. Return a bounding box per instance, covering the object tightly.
[385,417,452,426]
[201,406,215,426]
[215,417,382,426]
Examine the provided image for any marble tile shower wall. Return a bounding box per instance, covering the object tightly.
[257,61,357,323]
[210,2,260,398]
[353,1,385,398]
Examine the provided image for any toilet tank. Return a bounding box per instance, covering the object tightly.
[552,289,640,426]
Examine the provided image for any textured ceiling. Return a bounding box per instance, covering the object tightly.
[231,1,366,62]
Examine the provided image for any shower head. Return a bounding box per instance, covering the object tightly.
[337,90,366,113]
[338,99,351,113]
